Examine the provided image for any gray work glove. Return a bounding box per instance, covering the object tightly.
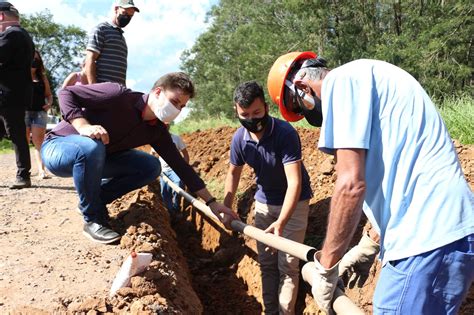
[338,232,380,288]
[311,251,339,315]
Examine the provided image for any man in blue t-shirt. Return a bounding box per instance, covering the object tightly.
[224,81,313,314]
[268,52,474,314]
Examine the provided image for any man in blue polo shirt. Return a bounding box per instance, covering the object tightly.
[224,81,312,314]
[268,52,473,314]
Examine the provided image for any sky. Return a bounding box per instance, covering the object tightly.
[14,0,217,93]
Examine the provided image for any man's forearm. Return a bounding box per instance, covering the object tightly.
[195,187,215,204]
[320,182,365,268]
[277,182,300,226]
[223,165,242,208]
[85,63,96,84]
[70,117,91,131]
[223,174,238,208]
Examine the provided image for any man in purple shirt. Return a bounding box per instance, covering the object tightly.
[224,81,312,314]
[41,72,238,244]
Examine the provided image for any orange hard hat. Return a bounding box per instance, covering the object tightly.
[267,51,317,121]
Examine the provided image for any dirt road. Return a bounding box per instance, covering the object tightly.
[0,151,129,312]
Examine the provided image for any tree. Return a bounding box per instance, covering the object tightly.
[21,10,87,112]
[181,0,472,118]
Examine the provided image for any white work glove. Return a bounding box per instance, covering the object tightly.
[338,232,380,288]
[311,251,339,315]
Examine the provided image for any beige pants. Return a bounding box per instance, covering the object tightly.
[254,199,309,315]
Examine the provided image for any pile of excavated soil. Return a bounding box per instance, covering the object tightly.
[0,125,472,314]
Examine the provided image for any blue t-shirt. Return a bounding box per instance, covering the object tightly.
[318,59,474,264]
[230,117,312,205]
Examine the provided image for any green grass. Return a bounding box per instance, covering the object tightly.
[172,95,473,144]
[436,95,474,144]
[203,178,226,200]
[0,139,12,154]
[171,116,240,135]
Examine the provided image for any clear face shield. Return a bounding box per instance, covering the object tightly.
[284,80,316,113]
[284,79,323,127]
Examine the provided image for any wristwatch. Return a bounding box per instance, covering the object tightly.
[205,197,216,206]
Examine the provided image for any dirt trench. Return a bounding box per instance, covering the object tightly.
[177,126,474,314]
[1,126,473,314]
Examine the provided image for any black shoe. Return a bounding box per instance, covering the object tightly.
[83,222,121,244]
[9,178,31,189]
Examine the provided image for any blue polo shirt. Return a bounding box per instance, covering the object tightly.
[318,59,474,264]
[230,116,312,205]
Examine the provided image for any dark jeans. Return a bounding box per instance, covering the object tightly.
[41,135,161,223]
[0,106,31,179]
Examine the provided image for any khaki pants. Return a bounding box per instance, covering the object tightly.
[255,200,309,315]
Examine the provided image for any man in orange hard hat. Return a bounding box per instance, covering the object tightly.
[267,52,474,314]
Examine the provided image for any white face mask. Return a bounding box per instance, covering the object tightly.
[152,91,181,123]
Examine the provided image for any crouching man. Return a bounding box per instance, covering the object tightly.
[42,72,238,244]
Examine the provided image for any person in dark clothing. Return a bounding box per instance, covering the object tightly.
[41,72,239,244]
[0,2,35,189]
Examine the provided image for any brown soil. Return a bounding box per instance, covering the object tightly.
[179,126,474,314]
[0,126,472,314]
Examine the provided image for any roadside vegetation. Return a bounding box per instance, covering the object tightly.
[1,95,472,155]
[437,95,474,144]
[2,2,472,153]
[173,95,474,145]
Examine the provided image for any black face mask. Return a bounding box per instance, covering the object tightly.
[293,85,323,127]
[238,112,269,133]
[117,14,132,28]
[301,92,323,127]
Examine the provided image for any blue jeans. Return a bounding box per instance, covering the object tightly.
[159,169,184,215]
[25,110,47,128]
[41,135,161,223]
[373,234,474,314]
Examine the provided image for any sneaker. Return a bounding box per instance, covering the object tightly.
[82,222,121,244]
[9,178,31,189]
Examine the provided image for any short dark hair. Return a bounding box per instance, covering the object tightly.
[0,1,19,19]
[152,72,195,98]
[233,81,265,109]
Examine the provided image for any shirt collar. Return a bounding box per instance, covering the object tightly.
[243,116,274,142]
[106,20,124,33]
[138,93,158,125]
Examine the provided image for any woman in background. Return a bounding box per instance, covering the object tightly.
[61,60,88,87]
[27,50,53,179]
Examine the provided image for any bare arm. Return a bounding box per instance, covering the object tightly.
[320,148,366,268]
[264,161,302,236]
[223,163,243,208]
[195,186,240,228]
[42,73,53,110]
[84,50,99,84]
[61,72,78,88]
